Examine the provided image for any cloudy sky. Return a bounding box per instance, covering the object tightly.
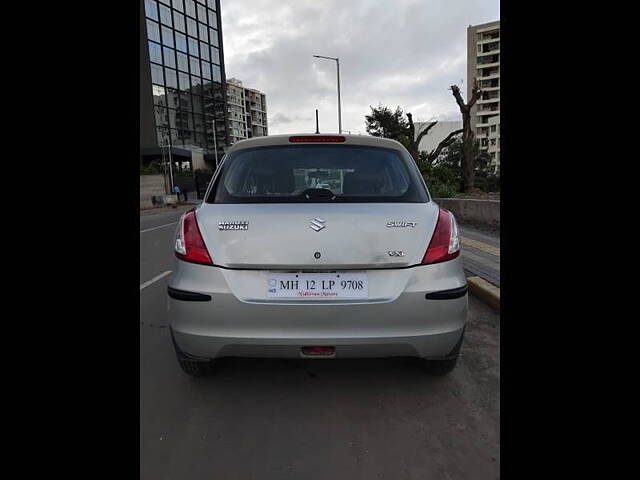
[220,0,499,135]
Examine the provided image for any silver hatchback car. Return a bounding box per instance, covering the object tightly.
[168,134,467,376]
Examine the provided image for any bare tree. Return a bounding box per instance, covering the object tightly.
[450,79,481,192]
[406,113,437,162]
[406,112,463,165]
[423,128,463,165]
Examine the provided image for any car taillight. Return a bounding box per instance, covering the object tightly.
[174,209,213,266]
[422,208,460,265]
[288,135,345,143]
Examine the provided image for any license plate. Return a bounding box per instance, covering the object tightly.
[266,272,368,299]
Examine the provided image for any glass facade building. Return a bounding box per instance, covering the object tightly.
[140,0,230,167]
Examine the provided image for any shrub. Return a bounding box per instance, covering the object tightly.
[474,173,500,192]
[140,161,164,175]
[419,162,460,198]
[428,181,459,198]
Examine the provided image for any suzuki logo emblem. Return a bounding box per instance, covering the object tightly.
[309,218,326,232]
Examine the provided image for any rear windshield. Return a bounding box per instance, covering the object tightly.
[206,144,429,203]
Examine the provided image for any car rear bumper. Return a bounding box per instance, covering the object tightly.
[171,326,465,360]
[168,260,467,360]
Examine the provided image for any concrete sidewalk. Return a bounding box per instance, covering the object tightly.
[459,225,500,287]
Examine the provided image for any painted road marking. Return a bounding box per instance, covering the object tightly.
[140,222,177,234]
[461,237,500,257]
[140,270,172,291]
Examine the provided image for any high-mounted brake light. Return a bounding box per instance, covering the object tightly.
[289,135,346,143]
[175,209,213,266]
[422,208,460,265]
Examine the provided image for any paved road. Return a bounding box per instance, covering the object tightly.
[460,226,500,287]
[140,208,500,480]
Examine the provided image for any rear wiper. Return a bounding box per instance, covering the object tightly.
[301,188,337,201]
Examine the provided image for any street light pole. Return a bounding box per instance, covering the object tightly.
[336,57,341,134]
[212,118,219,169]
[163,129,175,194]
[161,141,167,194]
[313,54,342,134]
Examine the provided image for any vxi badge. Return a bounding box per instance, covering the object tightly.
[386,221,417,228]
[218,221,249,231]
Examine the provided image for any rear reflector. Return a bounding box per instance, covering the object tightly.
[175,209,214,266]
[289,135,345,143]
[301,346,335,356]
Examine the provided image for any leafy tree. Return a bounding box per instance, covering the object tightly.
[364,89,499,195]
[435,138,499,193]
[435,138,462,171]
[366,104,462,164]
[473,149,499,192]
[365,104,409,140]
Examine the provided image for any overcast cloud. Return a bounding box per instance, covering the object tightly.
[221,0,499,135]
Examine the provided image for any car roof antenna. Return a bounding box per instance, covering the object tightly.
[315,109,320,134]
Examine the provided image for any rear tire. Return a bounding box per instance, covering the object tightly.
[421,356,459,376]
[170,327,215,377]
[421,327,465,376]
[177,356,214,377]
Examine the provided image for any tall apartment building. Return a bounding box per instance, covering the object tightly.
[226,78,268,145]
[467,20,500,173]
[226,79,248,144]
[140,0,231,169]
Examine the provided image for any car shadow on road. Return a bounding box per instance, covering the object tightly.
[186,356,456,403]
[212,355,437,378]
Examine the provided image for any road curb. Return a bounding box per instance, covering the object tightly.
[467,276,500,311]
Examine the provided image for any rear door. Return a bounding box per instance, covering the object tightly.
[194,140,440,301]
